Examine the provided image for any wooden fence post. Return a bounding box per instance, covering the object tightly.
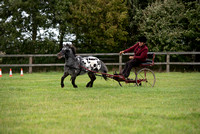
[29,56,32,73]
[119,54,122,72]
[166,53,170,72]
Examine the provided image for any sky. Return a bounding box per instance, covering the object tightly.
[2,10,76,44]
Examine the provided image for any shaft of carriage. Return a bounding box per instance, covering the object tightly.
[80,65,138,86]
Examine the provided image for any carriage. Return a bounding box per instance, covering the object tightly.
[58,44,156,88]
[82,53,156,87]
[113,53,155,87]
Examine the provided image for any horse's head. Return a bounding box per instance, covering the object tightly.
[57,44,76,59]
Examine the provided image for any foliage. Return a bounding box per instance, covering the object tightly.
[45,0,76,49]
[70,0,128,52]
[124,0,156,45]
[0,0,199,54]
[0,72,200,133]
[134,0,200,52]
[0,0,58,54]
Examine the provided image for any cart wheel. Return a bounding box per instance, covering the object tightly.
[136,68,156,87]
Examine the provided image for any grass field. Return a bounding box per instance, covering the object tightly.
[0,71,200,134]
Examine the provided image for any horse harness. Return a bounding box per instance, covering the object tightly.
[65,57,83,76]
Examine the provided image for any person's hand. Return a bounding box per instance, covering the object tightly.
[129,56,134,59]
[120,51,124,54]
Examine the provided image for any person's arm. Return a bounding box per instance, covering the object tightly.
[134,49,148,60]
[123,43,139,53]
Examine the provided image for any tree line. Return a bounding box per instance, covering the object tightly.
[0,0,199,54]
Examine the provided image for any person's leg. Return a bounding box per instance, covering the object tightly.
[122,61,129,74]
[123,59,141,78]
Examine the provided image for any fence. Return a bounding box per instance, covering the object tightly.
[0,52,200,73]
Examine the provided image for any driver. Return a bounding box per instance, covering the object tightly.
[119,36,148,78]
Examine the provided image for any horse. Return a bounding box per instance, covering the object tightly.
[57,44,108,88]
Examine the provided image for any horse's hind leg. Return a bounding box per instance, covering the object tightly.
[61,72,69,88]
[86,72,96,87]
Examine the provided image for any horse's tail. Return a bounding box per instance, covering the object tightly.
[100,60,108,81]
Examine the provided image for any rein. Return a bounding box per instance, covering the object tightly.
[80,65,128,86]
[65,65,79,70]
[79,65,121,79]
[65,63,126,83]
[66,64,112,77]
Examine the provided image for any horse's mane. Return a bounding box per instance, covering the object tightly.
[71,44,76,56]
[66,44,76,56]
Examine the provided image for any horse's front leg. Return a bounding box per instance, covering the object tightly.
[86,72,96,87]
[71,76,78,88]
[61,72,69,88]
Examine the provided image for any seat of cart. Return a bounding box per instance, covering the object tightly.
[140,53,155,67]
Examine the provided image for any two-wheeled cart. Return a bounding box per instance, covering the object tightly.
[81,53,156,87]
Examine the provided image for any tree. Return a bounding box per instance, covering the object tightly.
[0,0,52,53]
[134,0,200,52]
[0,0,72,54]
[123,0,156,46]
[47,0,76,49]
[70,0,128,53]
[182,1,200,51]
[0,0,23,53]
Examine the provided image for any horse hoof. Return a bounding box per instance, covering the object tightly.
[73,85,78,88]
[86,84,93,88]
[61,84,64,88]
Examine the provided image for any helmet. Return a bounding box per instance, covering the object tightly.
[139,36,147,43]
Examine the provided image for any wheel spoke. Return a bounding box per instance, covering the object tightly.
[136,68,155,87]
[147,80,153,86]
[139,73,145,79]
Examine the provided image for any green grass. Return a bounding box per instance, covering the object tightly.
[0,72,200,134]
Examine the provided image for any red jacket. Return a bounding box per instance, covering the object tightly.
[123,42,148,61]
